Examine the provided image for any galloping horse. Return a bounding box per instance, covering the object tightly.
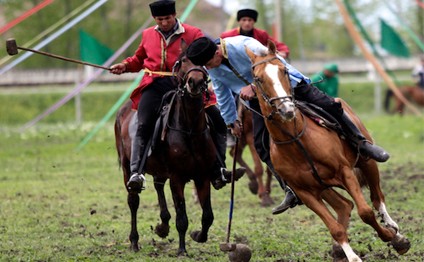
[229,102,274,206]
[245,41,410,261]
[384,86,424,114]
[114,48,215,255]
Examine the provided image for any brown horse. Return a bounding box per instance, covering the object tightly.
[384,86,424,114]
[229,102,274,207]
[114,51,215,255]
[245,41,410,261]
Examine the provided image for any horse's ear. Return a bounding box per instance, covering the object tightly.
[181,39,187,53]
[267,40,276,55]
[245,46,256,62]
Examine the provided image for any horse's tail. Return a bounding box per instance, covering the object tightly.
[353,167,368,188]
[114,116,123,169]
[114,100,132,169]
[384,89,394,113]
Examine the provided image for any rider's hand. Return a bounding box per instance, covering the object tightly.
[110,63,127,75]
[240,84,256,101]
[228,120,242,138]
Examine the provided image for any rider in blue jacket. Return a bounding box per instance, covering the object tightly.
[186,36,390,215]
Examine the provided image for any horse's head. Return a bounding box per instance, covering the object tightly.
[246,41,295,121]
[173,40,209,97]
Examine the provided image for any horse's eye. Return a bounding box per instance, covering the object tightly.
[254,77,262,83]
[181,57,187,63]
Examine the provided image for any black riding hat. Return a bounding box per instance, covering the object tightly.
[186,37,217,66]
[237,9,258,22]
[149,0,176,17]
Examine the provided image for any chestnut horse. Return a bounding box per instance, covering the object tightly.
[384,86,424,114]
[245,42,410,261]
[114,51,215,255]
[229,102,274,206]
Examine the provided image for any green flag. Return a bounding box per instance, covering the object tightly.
[79,29,114,64]
[380,19,410,58]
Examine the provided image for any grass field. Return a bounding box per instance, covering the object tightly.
[0,82,423,261]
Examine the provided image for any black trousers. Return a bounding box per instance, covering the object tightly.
[136,77,226,151]
[136,77,175,140]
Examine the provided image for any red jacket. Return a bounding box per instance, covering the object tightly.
[123,20,207,109]
[220,28,290,57]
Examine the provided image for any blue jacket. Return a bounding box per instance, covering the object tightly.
[209,35,310,125]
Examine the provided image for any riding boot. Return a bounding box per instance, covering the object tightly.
[211,132,246,190]
[267,165,301,215]
[338,112,390,162]
[127,126,147,193]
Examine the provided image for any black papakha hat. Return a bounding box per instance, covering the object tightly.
[237,9,258,21]
[186,37,217,66]
[149,0,176,16]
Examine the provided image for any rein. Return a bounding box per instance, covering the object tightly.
[251,55,330,188]
[165,61,209,136]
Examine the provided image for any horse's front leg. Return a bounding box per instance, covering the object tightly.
[294,188,362,262]
[170,179,189,256]
[127,191,140,252]
[154,176,171,238]
[190,177,213,243]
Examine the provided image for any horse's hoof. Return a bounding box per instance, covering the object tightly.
[177,248,188,256]
[248,180,258,194]
[130,243,140,252]
[391,234,411,255]
[190,230,207,243]
[330,244,347,262]
[260,193,274,207]
[155,223,170,238]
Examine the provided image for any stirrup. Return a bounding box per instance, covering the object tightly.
[220,167,246,182]
[127,173,146,193]
[272,187,300,215]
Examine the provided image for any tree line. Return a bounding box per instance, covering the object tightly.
[0,0,422,69]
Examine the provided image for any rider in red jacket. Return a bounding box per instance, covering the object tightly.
[110,0,244,192]
[221,8,290,59]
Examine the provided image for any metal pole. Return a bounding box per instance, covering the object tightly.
[274,0,281,42]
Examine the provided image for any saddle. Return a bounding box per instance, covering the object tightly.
[295,101,345,137]
[150,90,213,152]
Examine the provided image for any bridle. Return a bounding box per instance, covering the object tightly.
[251,56,294,120]
[173,58,209,97]
[165,57,210,136]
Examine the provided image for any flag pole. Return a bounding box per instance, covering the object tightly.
[335,0,421,116]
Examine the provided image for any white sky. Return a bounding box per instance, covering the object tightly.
[204,0,312,14]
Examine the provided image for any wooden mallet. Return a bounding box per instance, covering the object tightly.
[6,38,111,70]
[219,137,252,261]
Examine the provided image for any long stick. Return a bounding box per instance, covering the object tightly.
[16,46,110,70]
[225,137,239,244]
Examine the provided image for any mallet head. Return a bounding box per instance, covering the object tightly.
[228,243,252,262]
[6,38,18,56]
[219,242,237,252]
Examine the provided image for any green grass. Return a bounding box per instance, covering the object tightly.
[0,85,423,261]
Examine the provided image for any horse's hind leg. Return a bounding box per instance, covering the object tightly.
[341,167,399,244]
[190,178,213,243]
[231,144,259,195]
[294,188,362,262]
[356,161,410,255]
[154,176,171,238]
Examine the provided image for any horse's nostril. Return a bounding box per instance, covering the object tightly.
[286,111,294,119]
